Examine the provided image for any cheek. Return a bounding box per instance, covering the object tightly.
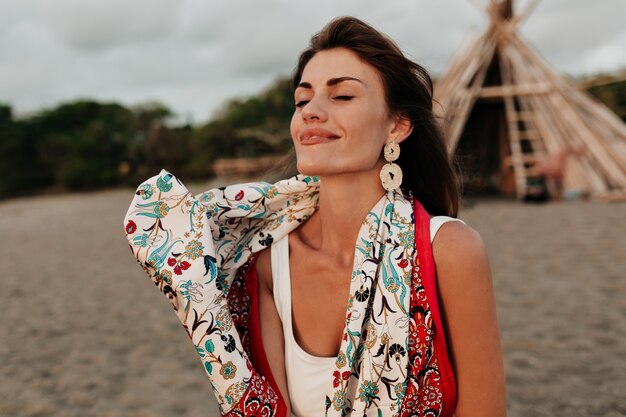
[354,142,385,168]
[290,112,300,144]
[351,109,389,147]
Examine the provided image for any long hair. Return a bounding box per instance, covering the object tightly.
[292,16,460,216]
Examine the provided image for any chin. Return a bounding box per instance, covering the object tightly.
[297,159,332,176]
[296,159,364,177]
[296,162,323,176]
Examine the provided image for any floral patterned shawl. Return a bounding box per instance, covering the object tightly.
[123,170,455,417]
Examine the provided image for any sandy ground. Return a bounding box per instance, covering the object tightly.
[1,184,625,417]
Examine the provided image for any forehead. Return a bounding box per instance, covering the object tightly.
[300,47,382,87]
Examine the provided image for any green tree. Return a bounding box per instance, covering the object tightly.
[0,104,54,197]
[32,100,136,189]
[187,76,294,175]
[584,73,626,121]
[0,74,297,198]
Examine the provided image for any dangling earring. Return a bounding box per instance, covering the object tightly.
[380,141,403,191]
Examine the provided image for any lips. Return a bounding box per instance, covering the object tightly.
[300,128,340,145]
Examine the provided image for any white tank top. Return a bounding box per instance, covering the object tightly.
[270,216,464,417]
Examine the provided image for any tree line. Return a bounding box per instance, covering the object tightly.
[0,77,294,199]
[0,74,624,199]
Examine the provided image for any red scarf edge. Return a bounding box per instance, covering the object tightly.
[414,199,458,417]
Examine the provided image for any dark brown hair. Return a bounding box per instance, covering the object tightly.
[293,16,460,216]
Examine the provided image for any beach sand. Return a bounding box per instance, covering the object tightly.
[1,185,624,417]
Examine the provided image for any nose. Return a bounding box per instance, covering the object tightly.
[301,96,327,122]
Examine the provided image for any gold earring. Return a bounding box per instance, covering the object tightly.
[380,141,402,191]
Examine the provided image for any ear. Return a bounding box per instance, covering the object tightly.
[389,114,413,144]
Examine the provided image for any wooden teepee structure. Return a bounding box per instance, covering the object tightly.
[434,0,626,200]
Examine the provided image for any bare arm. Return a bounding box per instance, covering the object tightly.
[433,222,507,416]
[255,248,291,415]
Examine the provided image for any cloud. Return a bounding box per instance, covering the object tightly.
[519,0,626,73]
[0,0,624,122]
[39,0,180,51]
[577,32,626,75]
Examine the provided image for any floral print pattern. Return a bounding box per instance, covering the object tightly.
[123,169,451,416]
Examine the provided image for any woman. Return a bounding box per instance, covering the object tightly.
[124,17,505,417]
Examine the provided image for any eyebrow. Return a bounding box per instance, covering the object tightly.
[296,76,363,89]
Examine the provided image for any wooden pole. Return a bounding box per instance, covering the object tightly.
[499,0,514,20]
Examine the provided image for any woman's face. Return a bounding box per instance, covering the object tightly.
[290,47,398,177]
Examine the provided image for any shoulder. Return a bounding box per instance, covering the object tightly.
[431,220,488,272]
[431,221,491,298]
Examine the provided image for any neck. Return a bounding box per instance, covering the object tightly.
[297,165,387,267]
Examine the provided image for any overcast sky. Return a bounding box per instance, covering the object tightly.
[1,0,625,124]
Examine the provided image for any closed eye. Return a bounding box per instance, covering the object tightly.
[295,100,309,108]
[333,95,354,101]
